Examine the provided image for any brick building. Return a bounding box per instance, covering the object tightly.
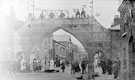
[53,35,73,61]
[118,0,135,80]
[52,40,66,60]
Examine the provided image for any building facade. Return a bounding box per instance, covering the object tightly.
[59,41,73,61]
[72,44,81,62]
[118,0,135,80]
[30,35,53,63]
[52,40,66,59]
[53,35,73,61]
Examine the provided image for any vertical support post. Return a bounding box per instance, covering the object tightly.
[28,0,29,20]
[33,0,34,18]
[27,23,31,71]
[110,30,112,59]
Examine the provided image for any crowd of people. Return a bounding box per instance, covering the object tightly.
[29,8,87,20]
[70,58,88,74]
[20,55,66,73]
[5,51,121,80]
[94,52,121,79]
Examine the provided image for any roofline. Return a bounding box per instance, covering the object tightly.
[118,0,130,12]
[53,39,66,47]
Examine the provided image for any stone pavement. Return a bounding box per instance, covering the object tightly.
[0,65,118,80]
[65,65,117,80]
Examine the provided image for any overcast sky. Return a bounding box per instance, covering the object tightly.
[3,0,121,48]
[3,0,120,28]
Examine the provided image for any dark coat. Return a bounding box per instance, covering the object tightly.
[81,60,87,69]
[61,62,65,70]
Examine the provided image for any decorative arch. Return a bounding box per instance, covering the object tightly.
[18,18,111,71]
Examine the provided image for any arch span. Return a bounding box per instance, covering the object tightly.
[18,18,111,78]
[20,18,111,60]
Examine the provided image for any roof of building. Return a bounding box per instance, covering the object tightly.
[110,24,120,30]
[53,39,65,47]
[53,35,71,42]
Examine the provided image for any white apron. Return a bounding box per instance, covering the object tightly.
[49,60,55,70]
[21,59,26,71]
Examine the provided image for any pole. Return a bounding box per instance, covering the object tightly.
[33,0,34,18]
[110,29,112,59]
[28,23,31,71]
[28,0,29,20]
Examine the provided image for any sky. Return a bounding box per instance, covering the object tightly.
[2,0,121,48]
[3,0,120,28]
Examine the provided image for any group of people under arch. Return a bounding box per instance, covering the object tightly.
[94,51,121,79]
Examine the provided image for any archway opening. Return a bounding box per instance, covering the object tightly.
[41,28,88,63]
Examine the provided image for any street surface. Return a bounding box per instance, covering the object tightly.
[0,66,118,80]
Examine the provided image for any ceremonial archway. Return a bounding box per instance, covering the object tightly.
[18,17,111,78]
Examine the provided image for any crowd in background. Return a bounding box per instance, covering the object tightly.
[18,55,66,73]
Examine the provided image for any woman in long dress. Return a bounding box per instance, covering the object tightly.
[94,53,99,68]
[49,59,55,70]
[41,58,46,72]
[21,58,26,71]
[94,53,99,73]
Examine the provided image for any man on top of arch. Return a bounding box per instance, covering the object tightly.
[81,8,86,18]
[60,10,65,18]
[76,9,80,18]
[49,10,55,18]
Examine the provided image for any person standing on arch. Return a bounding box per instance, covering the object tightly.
[40,10,44,19]
[76,9,80,18]
[60,10,65,18]
[49,10,55,18]
[81,8,86,18]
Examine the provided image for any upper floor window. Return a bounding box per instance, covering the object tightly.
[131,8,135,22]
[123,12,127,24]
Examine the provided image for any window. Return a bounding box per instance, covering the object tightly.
[123,48,127,69]
[124,12,127,24]
[55,44,58,51]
